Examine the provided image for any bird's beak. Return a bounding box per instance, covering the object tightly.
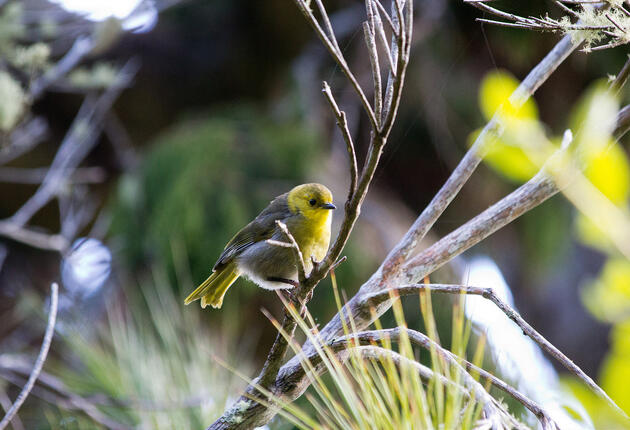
[321,202,336,210]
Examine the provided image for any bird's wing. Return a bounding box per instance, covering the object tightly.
[212,193,290,270]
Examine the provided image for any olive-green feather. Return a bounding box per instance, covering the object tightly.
[213,193,289,270]
[184,262,240,309]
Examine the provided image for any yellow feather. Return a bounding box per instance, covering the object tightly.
[184,262,240,309]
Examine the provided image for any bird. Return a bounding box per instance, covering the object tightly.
[184,183,335,309]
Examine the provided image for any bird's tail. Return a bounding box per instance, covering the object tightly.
[184,263,240,309]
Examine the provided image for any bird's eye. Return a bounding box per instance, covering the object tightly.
[309,198,317,206]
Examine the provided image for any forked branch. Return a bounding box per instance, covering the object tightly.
[208,2,413,428]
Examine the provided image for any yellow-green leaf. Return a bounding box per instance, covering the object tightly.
[479,70,538,122]
[581,258,630,323]
[582,139,630,205]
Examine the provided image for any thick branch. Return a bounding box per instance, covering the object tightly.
[381,32,580,279]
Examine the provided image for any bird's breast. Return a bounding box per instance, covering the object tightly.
[288,211,332,266]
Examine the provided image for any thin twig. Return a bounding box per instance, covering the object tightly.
[0,389,24,430]
[0,283,58,430]
[322,81,358,197]
[257,222,309,388]
[29,37,92,100]
[611,54,630,94]
[0,220,68,252]
[293,0,379,129]
[8,59,138,228]
[364,1,383,124]
[274,220,307,281]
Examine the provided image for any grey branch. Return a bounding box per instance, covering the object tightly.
[380,32,580,280]
[0,220,68,252]
[8,60,138,229]
[0,167,106,184]
[29,36,92,100]
[0,283,58,430]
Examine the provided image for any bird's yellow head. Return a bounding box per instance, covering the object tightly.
[287,183,335,221]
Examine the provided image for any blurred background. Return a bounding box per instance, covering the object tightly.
[0,0,629,428]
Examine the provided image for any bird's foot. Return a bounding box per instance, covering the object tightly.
[277,288,298,304]
[269,277,300,305]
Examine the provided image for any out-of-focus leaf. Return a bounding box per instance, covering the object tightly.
[479,70,538,122]
[600,320,630,417]
[575,213,615,253]
[11,42,50,71]
[581,259,630,324]
[0,70,25,131]
[582,139,630,205]
[570,81,619,152]
[472,71,552,183]
[468,124,542,183]
[570,83,630,248]
[68,63,119,89]
[562,376,630,429]
[0,3,24,51]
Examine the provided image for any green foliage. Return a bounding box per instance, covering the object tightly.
[0,3,25,52]
[259,284,508,430]
[0,70,25,131]
[49,270,249,429]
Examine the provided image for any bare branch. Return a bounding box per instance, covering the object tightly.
[0,283,58,430]
[29,37,92,100]
[8,60,138,228]
[0,117,48,165]
[0,167,106,184]
[0,220,68,252]
[293,0,379,129]
[465,0,630,52]
[611,55,630,94]
[322,81,358,197]
[380,32,580,280]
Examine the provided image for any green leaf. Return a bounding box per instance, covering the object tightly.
[581,258,630,323]
[479,70,538,122]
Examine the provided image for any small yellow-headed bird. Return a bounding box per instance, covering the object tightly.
[184,183,335,309]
